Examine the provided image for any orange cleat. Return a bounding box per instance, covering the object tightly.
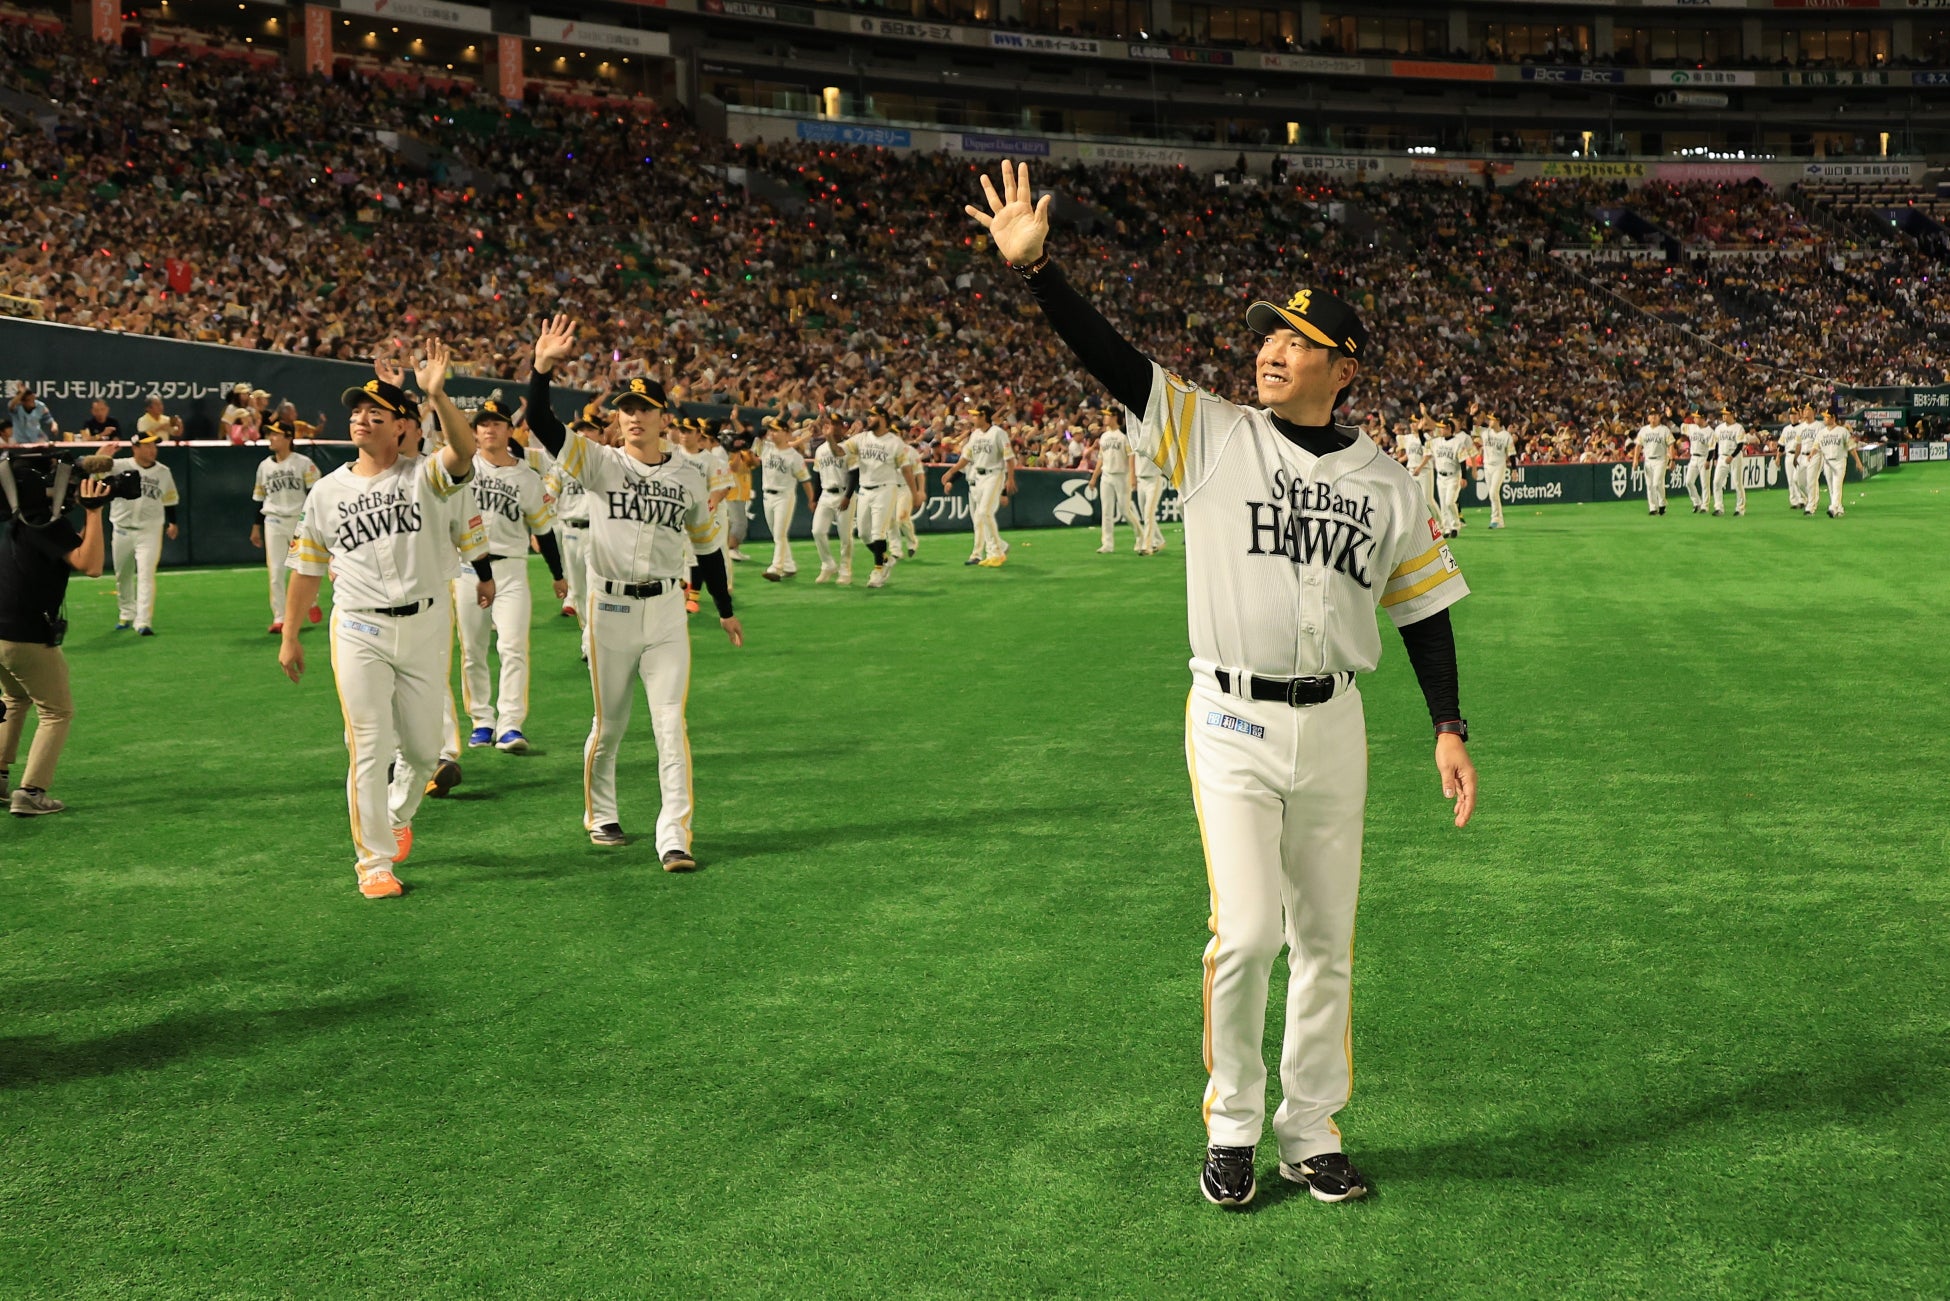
[358,868,404,899]
[560,604,577,619]
[269,620,284,634]
[309,605,323,624]
[391,825,413,864]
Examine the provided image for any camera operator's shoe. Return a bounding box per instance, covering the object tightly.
[10,788,66,817]
[358,867,404,899]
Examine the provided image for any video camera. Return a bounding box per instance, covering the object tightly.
[0,446,140,528]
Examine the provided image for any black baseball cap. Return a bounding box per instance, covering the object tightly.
[472,397,515,425]
[262,417,294,440]
[1245,289,1369,358]
[607,376,669,410]
[341,378,414,415]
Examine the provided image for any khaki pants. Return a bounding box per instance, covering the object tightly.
[0,639,74,793]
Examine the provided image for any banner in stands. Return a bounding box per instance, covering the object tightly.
[527,18,673,56]
[701,0,815,26]
[1551,247,1666,263]
[1910,387,1950,412]
[1129,44,1234,66]
[1802,162,1915,182]
[1259,53,1366,75]
[852,15,960,44]
[1282,154,1385,173]
[1661,69,1755,87]
[1541,161,1645,179]
[304,4,333,74]
[337,0,494,34]
[795,121,912,147]
[1522,66,1625,85]
[956,134,1052,157]
[989,32,1099,55]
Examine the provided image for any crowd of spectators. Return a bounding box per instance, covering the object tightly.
[2,18,1943,467]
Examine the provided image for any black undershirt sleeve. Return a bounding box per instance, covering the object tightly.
[471,557,494,584]
[526,369,567,456]
[1023,260,1155,415]
[846,467,860,496]
[1396,607,1462,728]
[1268,414,1357,458]
[534,530,564,582]
[694,548,734,619]
[164,504,178,526]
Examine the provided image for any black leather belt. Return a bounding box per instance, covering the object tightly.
[482,554,510,563]
[597,578,667,599]
[1214,669,1348,707]
[563,520,588,529]
[361,598,434,618]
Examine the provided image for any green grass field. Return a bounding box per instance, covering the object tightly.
[4,468,1948,1298]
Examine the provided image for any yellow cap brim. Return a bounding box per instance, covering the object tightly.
[1246,301,1341,350]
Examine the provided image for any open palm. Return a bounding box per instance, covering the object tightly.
[964,159,1052,266]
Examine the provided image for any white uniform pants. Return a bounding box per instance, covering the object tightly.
[1684,457,1710,509]
[1712,454,1747,513]
[1643,458,1667,512]
[764,491,799,574]
[812,492,855,573]
[1414,466,1437,519]
[1136,475,1166,551]
[893,486,918,550]
[1484,464,1509,525]
[1187,674,1366,1159]
[1435,472,1462,533]
[1099,475,1135,547]
[856,483,899,547]
[583,582,692,853]
[561,525,590,622]
[330,601,448,876]
[1799,456,1822,510]
[264,514,299,619]
[970,469,1008,559]
[1785,455,1806,508]
[454,557,531,736]
[112,521,163,627]
[1821,458,1847,514]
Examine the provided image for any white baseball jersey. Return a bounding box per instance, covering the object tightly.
[964,426,1014,474]
[469,453,555,555]
[1398,430,1426,470]
[108,458,179,531]
[1814,422,1854,464]
[1682,423,1711,459]
[845,431,911,489]
[698,444,733,497]
[1098,429,1132,475]
[1636,424,1674,460]
[814,441,856,494]
[1478,428,1515,469]
[545,460,590,525]
[288,454,472,610]
[1714,422,1745,456]
[759,442,811,494]
[1136,363,1468,677]
[1137,446,1168,484]
[553,431,722,582]
[253,452,321,521]
[1429,435,1466,477]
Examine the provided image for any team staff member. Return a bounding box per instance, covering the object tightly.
[456,398,566,753]
[109,432,180,635]
[1681,409,1712,513]
[1475,413,1515,530]
[526,316,740,865]
[968,160,1476,1209]
[1091,414,1137,553]
[250,419,323,633]
[280,341,479,900]
[1633,410,1674,516]
[0,466,112,816]
[810,419,857,584]
[759,417,815,582]
[940,405,1018,566]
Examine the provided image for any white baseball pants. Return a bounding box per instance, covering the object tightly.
[1187,674,1366,1160]
[1099,477,1135,548]
[1136,476,1166,551]
[583,582,692,854]
[1435,472,1462,533]
[812,492,855,574]
[264,514,299,619]
[1684,458,1710,509]
[1785,456,1806,508]
[561,525,590,624]
[1821,459,1847,514]
[330,601,448,876]
[1414,467,1437,518]
[112,521,163,627]
[1712,455,1747,513]
[764,491,799,574]
[454,558,531,737]
[1643,458,1667,512]
[1484,465,1509,525]
[855,484,899,546]
[893,486,918,551]
[970,469,1008,559]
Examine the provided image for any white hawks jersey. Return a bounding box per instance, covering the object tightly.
[553,430,722,583]
[469,453,555,556]
[1135,363,1468,679]
[964,425,1014,474]
[1098,428,1132,475]
[844,431,911,490]
[1478,428,1515,469]
[108,458,180,532]
[288,454,472,610]
[814,441,856,495]
[544,460,590,525]
[759,442,811,494]
[1429,435,1467,477]
[1714,422,1745,456]
[1398,430,1426,472]
[1636,424,1674,460]
[1814,422,1854,464]
[1682,423,1711,459]
[697,444,733,498]
[253,452,321,521]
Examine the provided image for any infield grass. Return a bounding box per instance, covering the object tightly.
[3,468,1947,1299]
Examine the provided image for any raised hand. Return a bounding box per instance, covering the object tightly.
[414,337,451,399]
[374,345,407,389]
[964,159,1052,266]
[534,314,579,375]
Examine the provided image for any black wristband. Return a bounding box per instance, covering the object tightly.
[1435,719,1469,742]
[471,557,494,583]
[1013,252,1051,282]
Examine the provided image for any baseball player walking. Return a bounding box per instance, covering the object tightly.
[1633,410,1674,516]
[546,419,600,630]
[525,315,741,866]
[250,419,323,633]
[1681,409,1712,513]
[109,433,179,635]
[1398,417,1433,520]
[1779,406,1809,513]
[1813,411,1866,517]
[1711,408,1747,516]
[1416,420,1467,538]
[759,420,815,582]
[1474,413,1515,530]
[968,160,1477,1209]
[1091,414,1138,553]
[940,405,1018,566]
[456,398,566,753]
[810,419,858,584]
[280,342,479,899]
[841,408,925,589]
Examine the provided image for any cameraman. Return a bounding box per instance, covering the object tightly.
[1,471,110,817]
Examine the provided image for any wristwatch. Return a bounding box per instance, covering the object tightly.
[1435,719,1469,742]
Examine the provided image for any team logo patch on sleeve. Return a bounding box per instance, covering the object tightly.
[1205,711,1266,740]
[1428,519,1442,542]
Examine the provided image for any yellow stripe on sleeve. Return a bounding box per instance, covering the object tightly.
[1379,566,1461,608]
[1388,543,1445,582]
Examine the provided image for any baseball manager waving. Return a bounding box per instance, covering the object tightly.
[967,161,1478,1209]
